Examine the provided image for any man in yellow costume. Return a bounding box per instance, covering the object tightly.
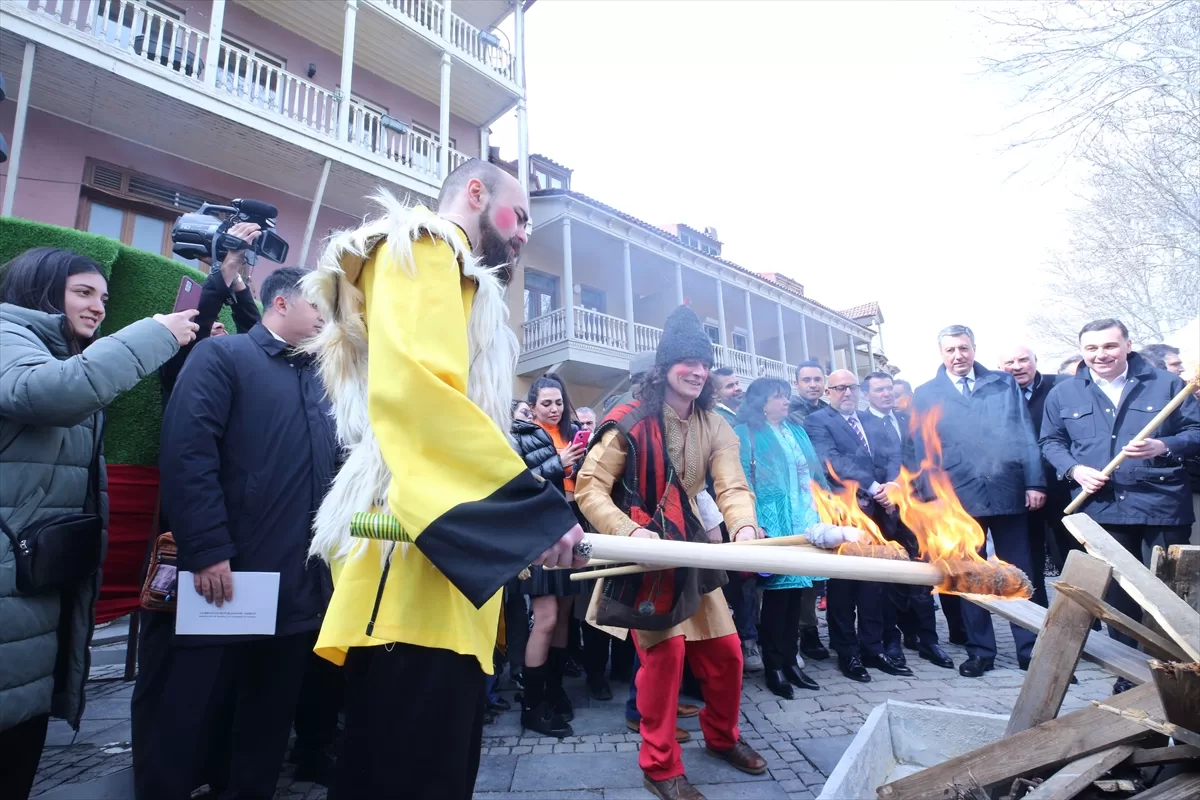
[302,160,585,799]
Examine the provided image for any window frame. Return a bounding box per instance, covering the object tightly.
[523,268,560,322]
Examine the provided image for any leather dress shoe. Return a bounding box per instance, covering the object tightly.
[902,633,919,651]
[643,774,705,800]
[800,631,830,661]
[627,719,692,742]
[839,655,872,683]
[765,669,794,700]
[783,664,820,691]
[677,703,701,718]
[587,673,614,701]
[488,696,512,712]
[958,656,995,678]
[884,644,908,666]
[1113,677,1135,695]
[1019,657,1077,684]
[864,652,914,677]
[705,739,768,775]
[918,644,955,669]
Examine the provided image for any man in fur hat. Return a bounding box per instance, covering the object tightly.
[301,160,585,799]
[576,306,769,800]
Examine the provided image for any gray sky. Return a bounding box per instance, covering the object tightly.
[494,0,1090,384]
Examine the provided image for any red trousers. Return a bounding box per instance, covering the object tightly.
[633,632,743,780]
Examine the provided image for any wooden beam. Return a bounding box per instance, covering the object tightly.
[1148,660,1200,733]
[1006,551,1112,736]
[1062,515,1200,661]
[1052,581,1189,661]
[965,595,1152,685]
[1127,745,1200,767]
[876,683,1161,800]
[1092,701,1200,748]
[1146,544,1200,641]
[1127,773,1200,800]
[1022,746,1134,800]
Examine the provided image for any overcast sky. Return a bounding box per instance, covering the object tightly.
[493,0,1091,385]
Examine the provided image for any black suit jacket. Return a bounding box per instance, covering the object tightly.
[1024,372,1058,438]
[803,407,900,505]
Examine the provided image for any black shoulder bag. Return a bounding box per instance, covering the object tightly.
[1,414,106,594]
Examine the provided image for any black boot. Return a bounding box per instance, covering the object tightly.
[765,669,794,700]
[520,664,572,737]
[547,647,575,722]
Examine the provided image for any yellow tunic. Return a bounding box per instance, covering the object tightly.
[575,405,757,648]
[314,231,575,673]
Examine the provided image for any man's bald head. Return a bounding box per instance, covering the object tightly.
[998,345,1038,388]
[436,159,530,279]
[825,369,860,414]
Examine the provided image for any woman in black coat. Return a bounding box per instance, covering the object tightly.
[514,374,585,738]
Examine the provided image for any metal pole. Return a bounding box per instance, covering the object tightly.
[298,159,332,268]
[2,42,36,218]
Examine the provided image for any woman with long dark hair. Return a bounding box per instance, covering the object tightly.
[0,248,197,797]
[733,378,828,699]
[513,373,585,737]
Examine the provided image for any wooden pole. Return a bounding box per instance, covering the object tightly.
[1064,370,1200,514]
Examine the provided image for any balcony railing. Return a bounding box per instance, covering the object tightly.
[523,308,566,352]
[372,0,514,82]
[575,308,629,351]
[757,356,791,381]
[378,0,443,36]
[217,43,337,135]
[715,344,755,378]
[633,324,661,354]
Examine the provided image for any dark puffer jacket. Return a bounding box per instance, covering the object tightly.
[513,419,579,495]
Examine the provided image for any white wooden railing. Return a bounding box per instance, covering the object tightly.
[634,324,662,354]
[574,308,628,350]
[757,356,791,381]
[715,344,756,378]
[216,45,337,135]
[523,309,566,352]
[84,0,209,84]
[378,0,442,35]
[448,13,515,81]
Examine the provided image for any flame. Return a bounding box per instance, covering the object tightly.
[810,469,907,557]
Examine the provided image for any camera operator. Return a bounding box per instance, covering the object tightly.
[158,222,263,404]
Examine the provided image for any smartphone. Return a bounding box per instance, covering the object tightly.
[172,275,202,314]
[572,429,591,449]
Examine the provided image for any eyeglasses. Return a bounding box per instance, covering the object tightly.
[828,384,859,393]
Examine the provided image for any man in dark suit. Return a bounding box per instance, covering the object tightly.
[860,371,954,670]
[804,369,912,683]
[907,325,1045,678]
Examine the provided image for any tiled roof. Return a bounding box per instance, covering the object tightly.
[839,301,881,322]
[530,188,871,333]
[529,153,573,174]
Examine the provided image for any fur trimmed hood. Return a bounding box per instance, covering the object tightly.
[300,193,519,562]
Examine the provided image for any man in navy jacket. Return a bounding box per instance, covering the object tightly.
[135,268,339,799]
[907,325,1045,678]
[1040,319,1200,690]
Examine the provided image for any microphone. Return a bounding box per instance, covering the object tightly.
[233,198,278,219]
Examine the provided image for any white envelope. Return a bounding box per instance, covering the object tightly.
[175,571,280,636]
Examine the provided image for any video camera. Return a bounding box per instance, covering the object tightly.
[171,198,289,267]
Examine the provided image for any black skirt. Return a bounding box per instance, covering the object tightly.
[520,565,583,597]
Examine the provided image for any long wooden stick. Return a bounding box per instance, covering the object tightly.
[572,535,820,580]
[571,534,944,586]
[1064,370,1200,514]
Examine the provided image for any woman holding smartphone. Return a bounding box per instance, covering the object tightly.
[512,373,585,737]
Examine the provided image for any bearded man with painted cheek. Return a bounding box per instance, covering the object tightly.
[575,306,768,800]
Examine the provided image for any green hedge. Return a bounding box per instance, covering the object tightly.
[0,217,234,466]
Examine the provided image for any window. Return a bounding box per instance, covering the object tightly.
[82,199,173,258]
[523,269,559,322]
[579,286,606,313]
[410,123,456,175]
[703,322,719,345]
[732,330,749,353]
[216,34,286,108]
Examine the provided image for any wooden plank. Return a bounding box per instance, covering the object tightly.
[1149,660,1200,732]
[1128,773,1200,800]
[1062,515,1200,661]
[1023,746,1134,800]
[965,595,1152,685]
[1127,745,1200,766]
[1092,701,1200,748]
[1006,551,1113,736]
[876,683,1161,800]
[1052,581,1189,661]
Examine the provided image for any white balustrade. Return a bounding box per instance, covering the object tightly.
[448,14,514,81]
[573,308,628,350]
[634,324,662,354]
[757,356,790,380]
[86,0,208,83]
[379,0,443,35]
[215,45,336,136]
[522,309,566,352]
[715,344,756,378]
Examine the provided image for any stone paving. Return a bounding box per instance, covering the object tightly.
[33,596,1122,800]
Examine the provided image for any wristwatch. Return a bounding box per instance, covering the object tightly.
[1065,465,1078,483]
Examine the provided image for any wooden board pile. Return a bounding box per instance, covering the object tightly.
[875,514,1200,800]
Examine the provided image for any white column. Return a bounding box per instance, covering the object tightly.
[826,325,836,372]
[562,218,575,340]
[336,0,358,140]
[715,278,728,347]
[480,127,490,161]
[776,303,788,368]
[442,0,452,37]
[514,0,529,191]
[744,291,756,358]
[438,52,452,178]
[2,43,35,218]
[298,159,332,268]
[799,315,810,361]
[868,336,875,371]
[849,338,860,377]
[675,263,685,306]
[203,0,226,89]
[622,241,635,352]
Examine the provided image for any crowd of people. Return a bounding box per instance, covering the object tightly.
[1,158,1197,800]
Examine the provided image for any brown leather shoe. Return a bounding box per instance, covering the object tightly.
[705,739,768,775]
[625,719,692,741]
[643,774,706,800]
[677,703,701,718]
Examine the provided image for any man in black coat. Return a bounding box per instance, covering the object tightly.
[907,325,1045,678]
[804,369,912,683]
[860,371,954,670]
[134,268,339,799]
[1040,319,1200,690]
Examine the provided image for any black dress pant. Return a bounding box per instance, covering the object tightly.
[133,629,313,800]
[1101,524,1191,647]
[0,712,49,800]
[503,578,529,674]
[334,641,486,800]
[1027,507,1052,607]
[582,620,635,678]
[825,579,884,660]
[959,513,1038,662]
[293,646,345,759]
[759,588,805,671]
[877,513,940,650]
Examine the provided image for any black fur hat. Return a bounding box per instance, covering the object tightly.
[656,306,713,369]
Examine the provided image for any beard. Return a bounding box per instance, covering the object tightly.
[478,205,516,284]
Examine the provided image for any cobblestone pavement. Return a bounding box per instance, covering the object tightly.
[33,600,1120,800]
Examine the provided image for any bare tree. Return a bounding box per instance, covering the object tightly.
[979,1,1199,348]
